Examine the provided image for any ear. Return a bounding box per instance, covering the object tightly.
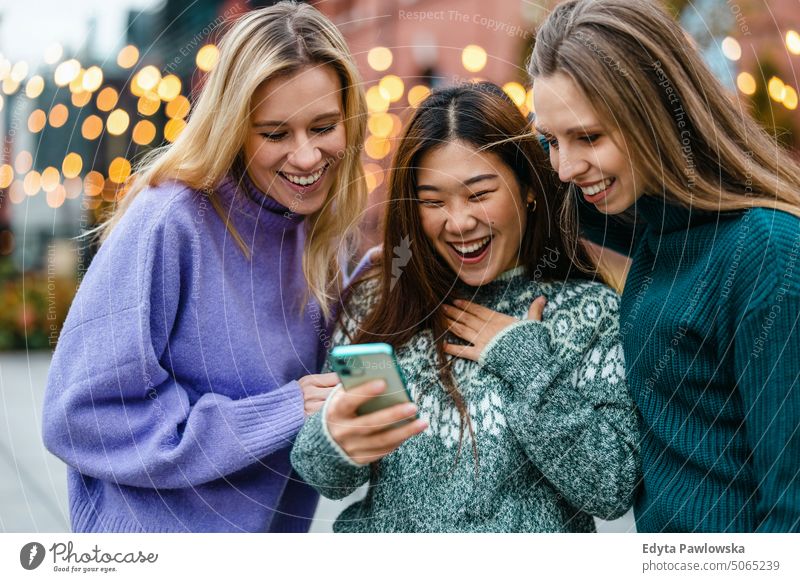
[525,189,535,205]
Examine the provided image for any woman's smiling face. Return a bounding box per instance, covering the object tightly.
[415,140,533,287]
[243,65,346,215]
[533,72,644,215]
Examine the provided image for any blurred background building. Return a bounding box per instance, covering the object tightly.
[0,0,798,531]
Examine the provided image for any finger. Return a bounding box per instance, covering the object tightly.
[302,385,335,400]
[329,380,387,416]
[442,304,483,331]
[443,342,480,361]
[527,296,548,321]
[350,419,428,462]
[313,372,342,386]
[304,400,325,416]
[444,317,476,343]
[344,402,419,435]
[453,299,495,318]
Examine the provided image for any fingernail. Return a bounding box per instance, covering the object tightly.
[371,380,386,390]
[401,403,417,415]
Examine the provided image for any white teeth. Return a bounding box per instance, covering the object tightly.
[282,165,326,186]
[581,177,614,196]
[451,236,491,254]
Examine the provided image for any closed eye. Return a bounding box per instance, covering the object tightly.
[470,190,494,201]
[418,199,443,207]
[261,132,287,142]
[580,134,601,143]
[313,124,338,135]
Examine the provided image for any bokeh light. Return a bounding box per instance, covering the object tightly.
[462,45,487,73]
[41,167,61,192]
[106,109,130,135]
[132,120,156,145]
[157,74,182,101]
[48,104,69,128]
[28,109,47,133]
[117,45,139,69]
[786,30,800,55]
[54,59,81,86]
[25,75,45,99]
[96,87,119,111]
[164,118,187,142]
[196,44,219,72]
[81,115,103,140]
[62,153,83,179]
[84,171,105,196]
[367,47,393,72]
[721,37,741,61]
[736,72,756,95]
[166,95,190,119]
[108,157,132,183]
[408,85,431,108]
[0,164,14,189]
[82,66,104,92]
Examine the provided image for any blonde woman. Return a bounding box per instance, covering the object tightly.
[529,0,800,532]
[42,2,367,532]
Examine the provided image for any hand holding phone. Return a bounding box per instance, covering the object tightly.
[325,379,428,465]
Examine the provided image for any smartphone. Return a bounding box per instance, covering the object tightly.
[328,343,415,418]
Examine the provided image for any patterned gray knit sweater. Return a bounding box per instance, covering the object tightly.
[291,267,640,532]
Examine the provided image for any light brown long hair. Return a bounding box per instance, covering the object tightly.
[99,1,367,319]
[528,0,800,218]
[349,83,597,464]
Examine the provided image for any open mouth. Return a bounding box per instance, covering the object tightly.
[580,177,615,202]
[448,235,492,262]
[277,162,330,190]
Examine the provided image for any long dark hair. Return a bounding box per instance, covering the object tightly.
[349,83,596,463]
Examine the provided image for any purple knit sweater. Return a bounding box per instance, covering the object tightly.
[42,173,326,532]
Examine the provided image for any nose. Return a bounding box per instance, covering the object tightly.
[287,134,322,171]
[444,203,479,238]
[556,145,591,184]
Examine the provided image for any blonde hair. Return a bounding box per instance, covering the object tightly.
[101,1,367,318]
[528,0,800,219]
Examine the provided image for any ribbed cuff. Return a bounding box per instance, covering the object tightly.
[233,381,306,458]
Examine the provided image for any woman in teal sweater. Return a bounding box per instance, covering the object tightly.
[529,0,800,532]
[290,83,639,532]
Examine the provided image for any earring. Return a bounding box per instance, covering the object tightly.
[527,198,537,212]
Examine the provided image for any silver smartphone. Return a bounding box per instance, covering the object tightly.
[328,343,415,418]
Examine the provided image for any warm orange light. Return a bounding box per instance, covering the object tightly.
[137,92,161,116]
[62,153,83,179]
[366,86,390,114]
[368,113,394,138]
[407,85,430,108]
[379,75,404,103]
[64,177,82,199]
[49,104,69,128]
[503,82,527,107]
[28,109,47,133]
[117,45,140,69]
[41,167,60,192]
[8,181,25,204]
[157,75,181,101]
[164,118,187,142]
[96,87,119,111]
[71,91,92,107]
[736,72,756,95]
[132,120,156,145]
[0,164,13,189]
[108,157,132,184]
[165,95,190,119]
[46,185,66,209]
[365,135,391,159]
[81,115,103,140]
[196,45,220,72]
[23,171,41,196]
[84,171,105,196]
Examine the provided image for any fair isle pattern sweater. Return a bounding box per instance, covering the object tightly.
[291,268,640,532]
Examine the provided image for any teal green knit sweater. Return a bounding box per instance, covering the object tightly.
[577,194,800,532]
[291,268,640,532]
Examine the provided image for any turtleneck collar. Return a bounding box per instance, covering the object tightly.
[635,194,720,235]
[215,165,306,228]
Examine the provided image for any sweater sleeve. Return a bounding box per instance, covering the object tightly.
[732,220,800,532]
[290,390,370,499]
[42,188,305,490]
[478,284,640,520]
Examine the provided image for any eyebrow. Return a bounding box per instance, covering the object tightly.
[534,123,602,136]
[417,173,498,192]
[253,111,342,128]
